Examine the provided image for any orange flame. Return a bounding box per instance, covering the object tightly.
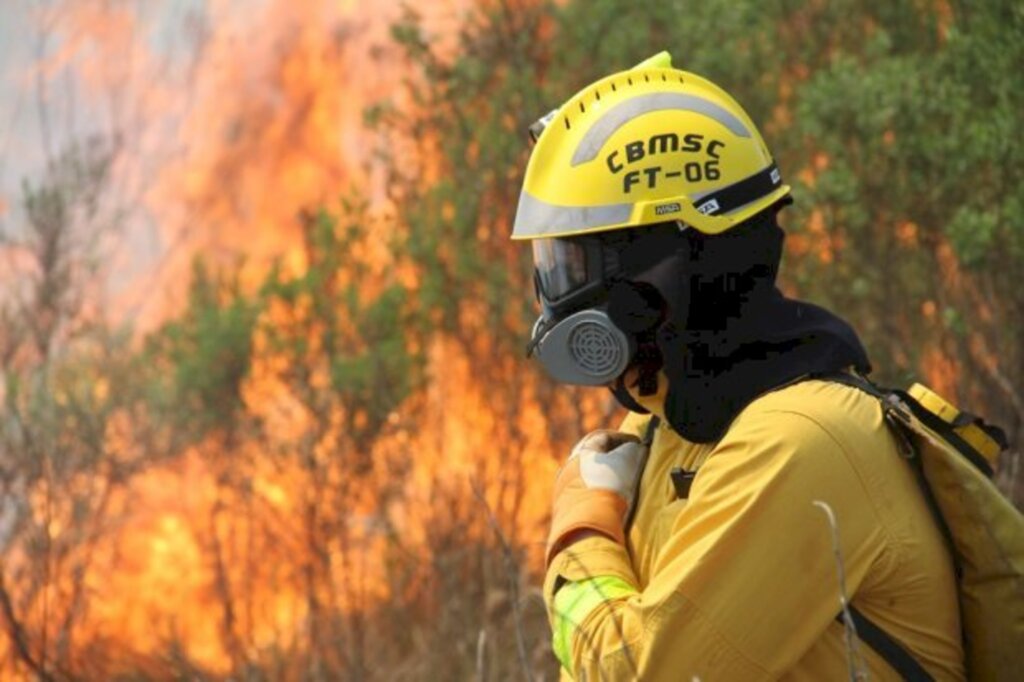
[4,0,579,677]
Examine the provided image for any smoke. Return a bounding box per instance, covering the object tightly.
[2,0,571,676]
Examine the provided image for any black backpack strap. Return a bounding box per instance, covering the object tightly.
[642,415,661,447]
[816,371,995,477]
[835,607,935,681]
[817,372,939,681]
[899,396,995,476]
[624,416,660,534]
[814,370,888,399]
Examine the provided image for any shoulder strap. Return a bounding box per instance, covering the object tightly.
[642,415,661,446]
[836,607,935,681]
[624,416,660,535]
[816,370,888,399]
[816,371,994,476]
[817,372,940,682]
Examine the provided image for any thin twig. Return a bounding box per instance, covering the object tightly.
[470,478,533,682]
[0,568,53,682]
[475,627,487,682]
[813,500,868,682]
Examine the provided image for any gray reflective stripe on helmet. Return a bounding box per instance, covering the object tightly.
[571,93,752,167]
[513,190,633,238]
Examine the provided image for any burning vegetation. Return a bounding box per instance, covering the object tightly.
[0,0,1021,679]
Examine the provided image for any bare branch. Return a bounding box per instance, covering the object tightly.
[813,500,868,682]
[470,478,533,682]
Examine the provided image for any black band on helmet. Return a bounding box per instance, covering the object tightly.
[693,163,783,218]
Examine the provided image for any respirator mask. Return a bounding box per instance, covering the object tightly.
[526,226,677,387]
[527,235,632,385]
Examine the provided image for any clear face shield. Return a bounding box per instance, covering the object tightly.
[532,239,588,301]
[527,235,635,386]
[523,111,683,388]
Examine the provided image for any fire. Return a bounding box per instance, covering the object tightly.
[149,1,389,293]
[8,1,986,677]
[3,0,582,677]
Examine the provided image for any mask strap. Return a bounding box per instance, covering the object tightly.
[631,332,664,397]
[637,365,659,396]
[610,375,650,414]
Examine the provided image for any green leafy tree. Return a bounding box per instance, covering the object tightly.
[385,0,1023,509]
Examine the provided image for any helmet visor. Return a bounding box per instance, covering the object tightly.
[532,238,588,301]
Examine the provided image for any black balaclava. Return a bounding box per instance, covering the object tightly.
[606,208,871,443]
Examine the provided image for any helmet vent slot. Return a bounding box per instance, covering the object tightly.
[568,321,623,376]
[564,117,571,130]
[579,101,586,113]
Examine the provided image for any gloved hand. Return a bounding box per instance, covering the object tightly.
[547,430,647,565]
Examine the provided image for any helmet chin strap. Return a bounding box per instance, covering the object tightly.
[607,333,664,414]
[605,278,667,403]
[611,374,650,414]
[633,337,663,396]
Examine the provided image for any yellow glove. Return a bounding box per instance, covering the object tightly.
[547,430,646,565]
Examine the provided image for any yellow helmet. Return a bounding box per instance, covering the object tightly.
[511,51,790,241]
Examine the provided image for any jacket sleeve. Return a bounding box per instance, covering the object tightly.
[543,409,892,680]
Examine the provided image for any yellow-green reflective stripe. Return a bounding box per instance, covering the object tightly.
[551,575,636,673]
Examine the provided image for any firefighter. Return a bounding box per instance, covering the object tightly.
[513,52,963,680]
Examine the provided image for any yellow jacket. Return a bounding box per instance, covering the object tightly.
[544,378,964,680]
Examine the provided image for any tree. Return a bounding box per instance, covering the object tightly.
[0,139,174,679]
[385,0,1023,507]
[138,204,422,679]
